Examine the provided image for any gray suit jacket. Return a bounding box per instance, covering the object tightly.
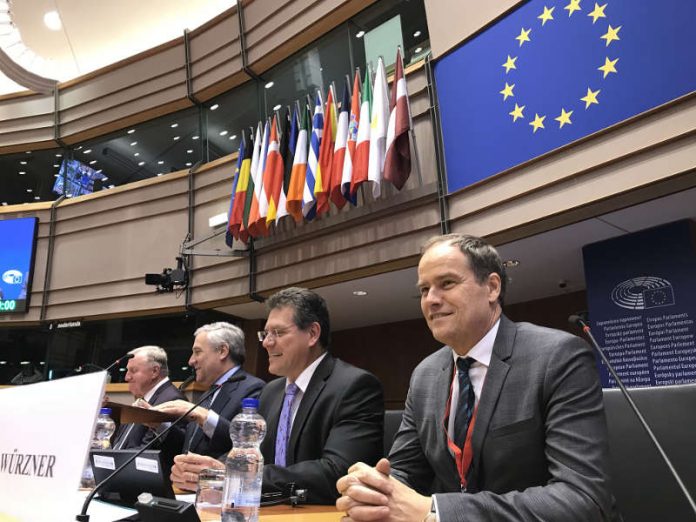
[389,316,617,521]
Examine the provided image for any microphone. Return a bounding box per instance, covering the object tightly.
[178,373,196,391]
[76,372,246,521]
[76,353,135,374]
[568,314,696,516]
[104,353,134,373]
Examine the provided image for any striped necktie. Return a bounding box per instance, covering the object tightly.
[274,383,299,466]
[454,357,476,449]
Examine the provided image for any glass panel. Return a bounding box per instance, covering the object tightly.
[206,81,261,161]
[0,148,64,206]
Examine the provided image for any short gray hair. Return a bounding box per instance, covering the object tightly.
[194,322,246,366]
[128,345,169,377]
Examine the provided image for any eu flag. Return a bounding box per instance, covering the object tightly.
[434,0,696,192]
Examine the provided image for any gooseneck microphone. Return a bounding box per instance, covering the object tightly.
[76,372,246,521]
[104,353,135,373]
[569,314,696,516]
[76,353,135,374]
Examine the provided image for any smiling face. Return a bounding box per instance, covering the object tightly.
[188,331,230,388]
[125,352,160,398]
[262,306,321,382]
[417,242,502,355]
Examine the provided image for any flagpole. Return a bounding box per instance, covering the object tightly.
[401,47,423,188]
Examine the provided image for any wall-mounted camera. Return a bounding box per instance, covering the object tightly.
[145,256,188,293]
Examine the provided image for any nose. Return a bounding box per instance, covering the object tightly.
[188,354,195,367]
[422,287,442,306]
[262,335,274,350]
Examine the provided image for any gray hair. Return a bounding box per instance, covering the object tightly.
[194,322,246,366]
[128,345,169,377]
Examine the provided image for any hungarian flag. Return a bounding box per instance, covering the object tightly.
[330,79,350,209]
[275,107,298,223]
[286,104,309,223]
[262,114,284,225]
[350,64,372,197]
[303,93,323,220]
[315,85,336,215]
[384,48,412,190]
[341,69,360,206]
[367,56,389,198]
[225,132,247,245]
[241,123,262,239]
[247,120,270,238]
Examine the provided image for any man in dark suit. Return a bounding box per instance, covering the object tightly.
[112,345,185,449]
[337,234,617,521]
[155,322,265,458]
[170,288,384,505]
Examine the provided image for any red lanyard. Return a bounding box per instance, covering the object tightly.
[443,369,478,489]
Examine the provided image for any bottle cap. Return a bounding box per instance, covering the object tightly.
[241,398,259,409]
[100,407,112,415]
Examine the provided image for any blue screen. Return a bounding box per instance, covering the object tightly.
[0,217,38,313]
[52,158,105,197]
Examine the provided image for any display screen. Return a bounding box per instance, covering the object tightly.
[52,158,106,197]
[0,217,39,313]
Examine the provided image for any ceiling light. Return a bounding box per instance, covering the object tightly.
[26,189,32,193]
[134,152,140,156]
[43,11,62,31]
[230,134,237,140]
[272,104,281,111]
[157,160,164,165]
[170,123,178,128]
[20,361,30,365]
[127,129,135,134]
[185,162,192,167]
[34,196,40,200]
[264,81,274,89]
[192,135,200,140]
[53,164,59,167]
[83,149,91,154]
[356,31,365,38]
[96,170,103,174]
[138,161,145,166]
[75,145,82,150]
[53,174,59,177]
[20,160,27,165]
[108,184,115,189]
[89,160,97,165]
[130,141,137,146]
[219,130,228,136]
[25,151,32,154]
[18,171,25,175]
[210,104,219,111]
[55,153,62,157]
[352,290,368,296]
[157,173,163,177]
[413,30,422,38]
[173,136,180,141]
[415,47,423,54]
[186,149,193,154]
[503,259,520,268]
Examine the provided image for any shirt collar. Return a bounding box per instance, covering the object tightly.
[214,365,240,387]
[143,376,169,402]
[287,352,328,394]
[451,318,500,368]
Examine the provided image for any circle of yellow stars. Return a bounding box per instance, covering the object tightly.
[500,1,621,134]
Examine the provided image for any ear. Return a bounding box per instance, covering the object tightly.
[487,272,502,304]
[307,322,321,348]
[218,342,230,361]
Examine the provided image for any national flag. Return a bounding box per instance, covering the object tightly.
[275,107,298,223]
[330,79,351,209]
[341,69,361,205]
[286,104,309,222]
[315,85,337,215]
[226,131,251,244]
[303,93,323,220]
[241,123,262,239]
[261,114,284,225]
[384,48,412,190]
[367,56,389,198]
[247,120,270,238]
[351,64,372,197]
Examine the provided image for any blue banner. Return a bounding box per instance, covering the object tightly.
[583,220,696,388]
[0,217,38,314]
[434,0,696,192]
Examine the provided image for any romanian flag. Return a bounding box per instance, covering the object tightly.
[286,104,309,222]
[241,123,262,239]
[247,121,270,238]
[384,48,412,190]
[351,64,372,197]
[275,107,298,223]
[303,93,323,220]
[226,131,251,244]
[330,80,350,209]
[341,69,360,205]
[263,114,285,225]
[367,56,389,198]
[314,85,336,215]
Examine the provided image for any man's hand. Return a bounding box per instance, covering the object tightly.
[171,453,224,492]
[336,459,431,522]
[154,400,209,426]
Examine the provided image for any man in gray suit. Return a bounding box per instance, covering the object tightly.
[337,234,616,521]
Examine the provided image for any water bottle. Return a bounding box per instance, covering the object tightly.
[222,398,267,522]
[80,407,116,488]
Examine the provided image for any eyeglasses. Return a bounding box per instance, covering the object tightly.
[257,326,294,342]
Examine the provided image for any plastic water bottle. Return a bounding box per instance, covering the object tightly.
[222,398,266,522]
[80,407,116,488]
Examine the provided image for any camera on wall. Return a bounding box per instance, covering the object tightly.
[145,256,188,293]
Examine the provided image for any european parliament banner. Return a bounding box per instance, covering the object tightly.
[583,220,696,388]
[433,0,696,192]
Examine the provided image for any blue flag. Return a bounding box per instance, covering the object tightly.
[434,0,696,192]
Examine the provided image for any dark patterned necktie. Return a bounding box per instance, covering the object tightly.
[274,383,299,466]
[454,357,476,449]
[184,385,217,452]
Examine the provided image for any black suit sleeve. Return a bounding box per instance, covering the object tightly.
[211,379,265,458]
[262,371,384,504]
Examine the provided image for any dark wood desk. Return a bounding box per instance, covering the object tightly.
[196,504,342,521]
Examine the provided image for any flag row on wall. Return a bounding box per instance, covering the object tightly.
[225,48,412,245]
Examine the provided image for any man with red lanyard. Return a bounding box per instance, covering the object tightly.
[336,234,618,521]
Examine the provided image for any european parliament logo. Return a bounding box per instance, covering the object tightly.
[434,0,696,192]
[610,276,675,311]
